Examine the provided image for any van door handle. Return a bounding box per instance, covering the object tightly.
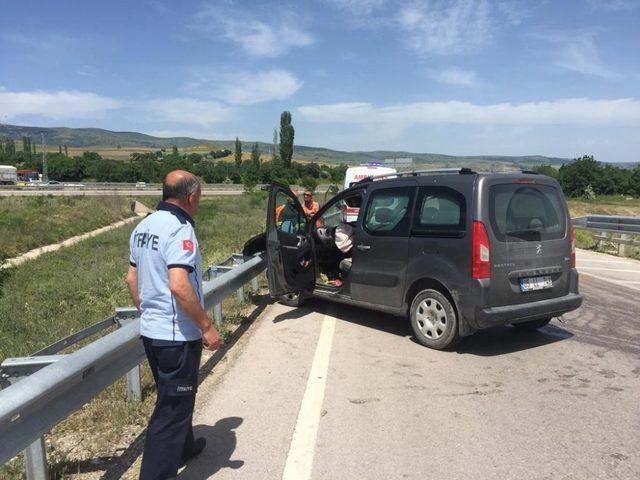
[357,244,371,251]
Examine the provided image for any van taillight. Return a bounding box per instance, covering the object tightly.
[570,225,576,268]
[472,221,491,279]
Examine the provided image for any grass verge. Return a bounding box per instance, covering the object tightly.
[0,196,135,258]
[0,193,267,479]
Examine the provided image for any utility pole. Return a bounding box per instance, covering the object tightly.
[41,132,48,182]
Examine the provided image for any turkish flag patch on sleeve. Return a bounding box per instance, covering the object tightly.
[182,239,194,252]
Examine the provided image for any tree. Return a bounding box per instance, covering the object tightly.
[22,136,29,154]
[300,175,318,193]
[58,145,63,154]
[234,137,242,168]
[272,128,279,162]
[250,143,260,167]
[64,144,68,157]
[172,145,178,155]
[279,111,294,167]
[32,142,36,154]
[532,164,558,179]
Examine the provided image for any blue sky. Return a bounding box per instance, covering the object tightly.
[1,0,639,161]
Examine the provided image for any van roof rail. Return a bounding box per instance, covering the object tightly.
[356,167,476,184]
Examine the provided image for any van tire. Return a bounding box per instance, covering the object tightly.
[512,317,552,330]
[279,292,304,307]
[410,289,460,350]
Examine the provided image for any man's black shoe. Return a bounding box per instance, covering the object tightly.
[181,437,206,467]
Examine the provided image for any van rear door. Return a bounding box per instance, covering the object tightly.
[484,177,571,307]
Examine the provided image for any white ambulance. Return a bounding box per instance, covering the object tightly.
[342,164,397,222]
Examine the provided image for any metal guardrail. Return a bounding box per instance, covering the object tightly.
[0,253,265,479]
[572,215,640,255]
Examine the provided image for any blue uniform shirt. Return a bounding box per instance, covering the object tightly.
[129,202,203,341]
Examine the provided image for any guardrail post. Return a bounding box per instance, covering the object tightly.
[126,365,142,402]
[619,233,630,256]
[24,436,48,480]
[115,307,142,402]
[210,267,223,328]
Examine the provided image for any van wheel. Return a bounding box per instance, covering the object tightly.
[512,317,552,330]
[279,292,304,307]
[410,289,459,350]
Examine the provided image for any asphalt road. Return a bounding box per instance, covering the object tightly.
[129,250,640,480]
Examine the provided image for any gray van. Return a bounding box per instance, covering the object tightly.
[265,169,582,349]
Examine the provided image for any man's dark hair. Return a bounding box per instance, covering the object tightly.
[162,174,201,201]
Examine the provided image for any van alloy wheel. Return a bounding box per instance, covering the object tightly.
[416,298,447,339]
[409,289,460,350]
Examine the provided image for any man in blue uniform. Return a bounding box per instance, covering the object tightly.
[126,170,221,479]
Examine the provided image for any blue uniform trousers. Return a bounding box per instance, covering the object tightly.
[140,336,203,480]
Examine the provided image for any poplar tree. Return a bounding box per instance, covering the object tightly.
[250,142,260,166]
[272,128,279,162]
[279,111,294,167]
[234,137,242,168]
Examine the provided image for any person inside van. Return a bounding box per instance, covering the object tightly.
[332,202,355,287]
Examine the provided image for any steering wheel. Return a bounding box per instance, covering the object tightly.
[296,234,308,248]
[315,227,335,246]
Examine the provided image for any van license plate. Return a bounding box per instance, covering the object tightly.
[520,276,552,292]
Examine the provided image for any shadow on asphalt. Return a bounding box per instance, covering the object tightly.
[178,417,245,479]
[453,323,574,356]
[274,298,574,357]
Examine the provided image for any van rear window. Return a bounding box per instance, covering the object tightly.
[489,184,566,242]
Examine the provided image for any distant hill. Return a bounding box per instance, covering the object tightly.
[0,123,572,167]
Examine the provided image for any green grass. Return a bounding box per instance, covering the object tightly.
[0,193,267,478]
[567,195,640,218]
[0,196,135,258]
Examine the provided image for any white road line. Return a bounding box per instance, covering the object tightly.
[578,267,640,273]
[282,310,337,480]
[579,271,640,292]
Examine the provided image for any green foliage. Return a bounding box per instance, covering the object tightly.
[250,142,260,166]
[531,164,559,179]
[234,137,242,168]
[279,111,295,167]
[583,184,596,200]
[210,148,232,159]
[272,128,279,162]
[300,175,318,192]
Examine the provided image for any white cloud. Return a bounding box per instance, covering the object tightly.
[534,30,619,79]
[298,98,640,127]
[588,0,640,11]
[184,68,302,105]
[397,0,491,55]
[0,90,122,120]
[194,6,312,58]
[497,0,528,25]
[430,67,477,86]
[325,0,387,14]
[221,70,302,105]
[144,98,233,126]
[224,19,312,57]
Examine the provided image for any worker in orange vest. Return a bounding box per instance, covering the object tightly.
[302,190,319,219]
